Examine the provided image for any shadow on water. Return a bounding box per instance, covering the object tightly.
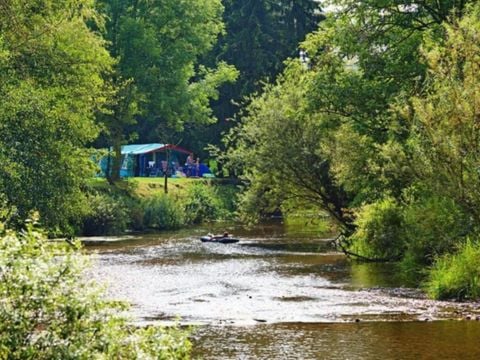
[86,219,480,359]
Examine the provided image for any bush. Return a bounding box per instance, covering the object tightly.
[82,193,129,236]
[402,196,467,268]
[348,198,405,260]
[0,223,192,359]
[426,239,480,300]
[183,184,223,224]
[212,184,239,218]
[124,197,146,231]
[143,194,185,230]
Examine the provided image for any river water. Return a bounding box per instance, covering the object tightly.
[87,222,480,359]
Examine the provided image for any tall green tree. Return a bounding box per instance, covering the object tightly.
[0,0,112,231]
[96,0,237,182]
[183,0,323,160]
[224,61,353,228]
[226,0,478,234]
[405,3,480,223]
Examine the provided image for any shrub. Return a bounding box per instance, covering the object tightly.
[124,197,145,231]
[426,239,480,300]
[82,193,129,236]
[402,196,467,268]
[348,198,405,260]
[183,184,222,224]
[0,223,191,359]
[212,184,239,217]
[143,194,185,230]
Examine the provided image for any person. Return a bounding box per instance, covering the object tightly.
[195,157,200,177]
[211,231,230,240]
[186,154,194,166]
[185,154,194,176]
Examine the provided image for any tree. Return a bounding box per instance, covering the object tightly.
[301,0,476,202]
[0,0,112,232]
[183,0,323,160]
[224,61,353,229]
[96,0,238,182]
[405,2,480,223]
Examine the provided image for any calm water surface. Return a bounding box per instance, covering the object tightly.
[87,222,480,359]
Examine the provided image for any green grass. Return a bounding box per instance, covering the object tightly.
[89,177,222,198]
[426,239,480,300]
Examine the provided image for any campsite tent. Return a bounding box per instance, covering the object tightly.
[99,143,213,178]
[119,143,192,177]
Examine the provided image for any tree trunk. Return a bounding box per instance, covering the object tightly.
[109,139,122,184]
[164,150,170,193]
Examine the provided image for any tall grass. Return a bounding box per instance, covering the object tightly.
[426,239,480,300]
[143,194,186,230]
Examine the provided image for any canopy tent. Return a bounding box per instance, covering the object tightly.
[121,143,192,156]
[119,143,192,177]
[98,143,213,178]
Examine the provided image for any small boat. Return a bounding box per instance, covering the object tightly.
[200,234,239,244]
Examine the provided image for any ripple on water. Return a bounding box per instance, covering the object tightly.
[90,237,480,326]
[86,225,480,359]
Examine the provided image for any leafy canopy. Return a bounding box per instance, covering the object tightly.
[0,0,112,232]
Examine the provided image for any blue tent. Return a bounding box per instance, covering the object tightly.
[120,143,193,177]
[99,143,214,178]
[99,143,193,178]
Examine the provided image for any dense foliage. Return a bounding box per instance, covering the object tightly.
[0,223,191,359]
[96,0,238,181]
[0,0,112,232]
[81,179,239,234]
[225,0,480,298]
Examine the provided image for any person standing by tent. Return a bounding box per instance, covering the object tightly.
[185,153,194,176]
[196,157,201,177]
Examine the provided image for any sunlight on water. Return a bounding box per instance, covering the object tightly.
[87,221,480,358]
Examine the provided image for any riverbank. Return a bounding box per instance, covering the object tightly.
[79,177,241,237]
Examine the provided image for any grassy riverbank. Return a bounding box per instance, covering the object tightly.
[80,177,241,236]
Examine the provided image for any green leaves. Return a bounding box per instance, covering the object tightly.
[224,63,352,228]
[0,225,192,359]
[406,2,480,222]
[97,0,234,181]
[0,0,112,232]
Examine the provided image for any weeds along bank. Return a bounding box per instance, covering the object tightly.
[80,178,240,236]
[345,197,480,301]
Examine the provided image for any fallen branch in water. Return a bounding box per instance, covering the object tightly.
[333,234,400,263]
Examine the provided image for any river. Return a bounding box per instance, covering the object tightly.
[87,221,480,359]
